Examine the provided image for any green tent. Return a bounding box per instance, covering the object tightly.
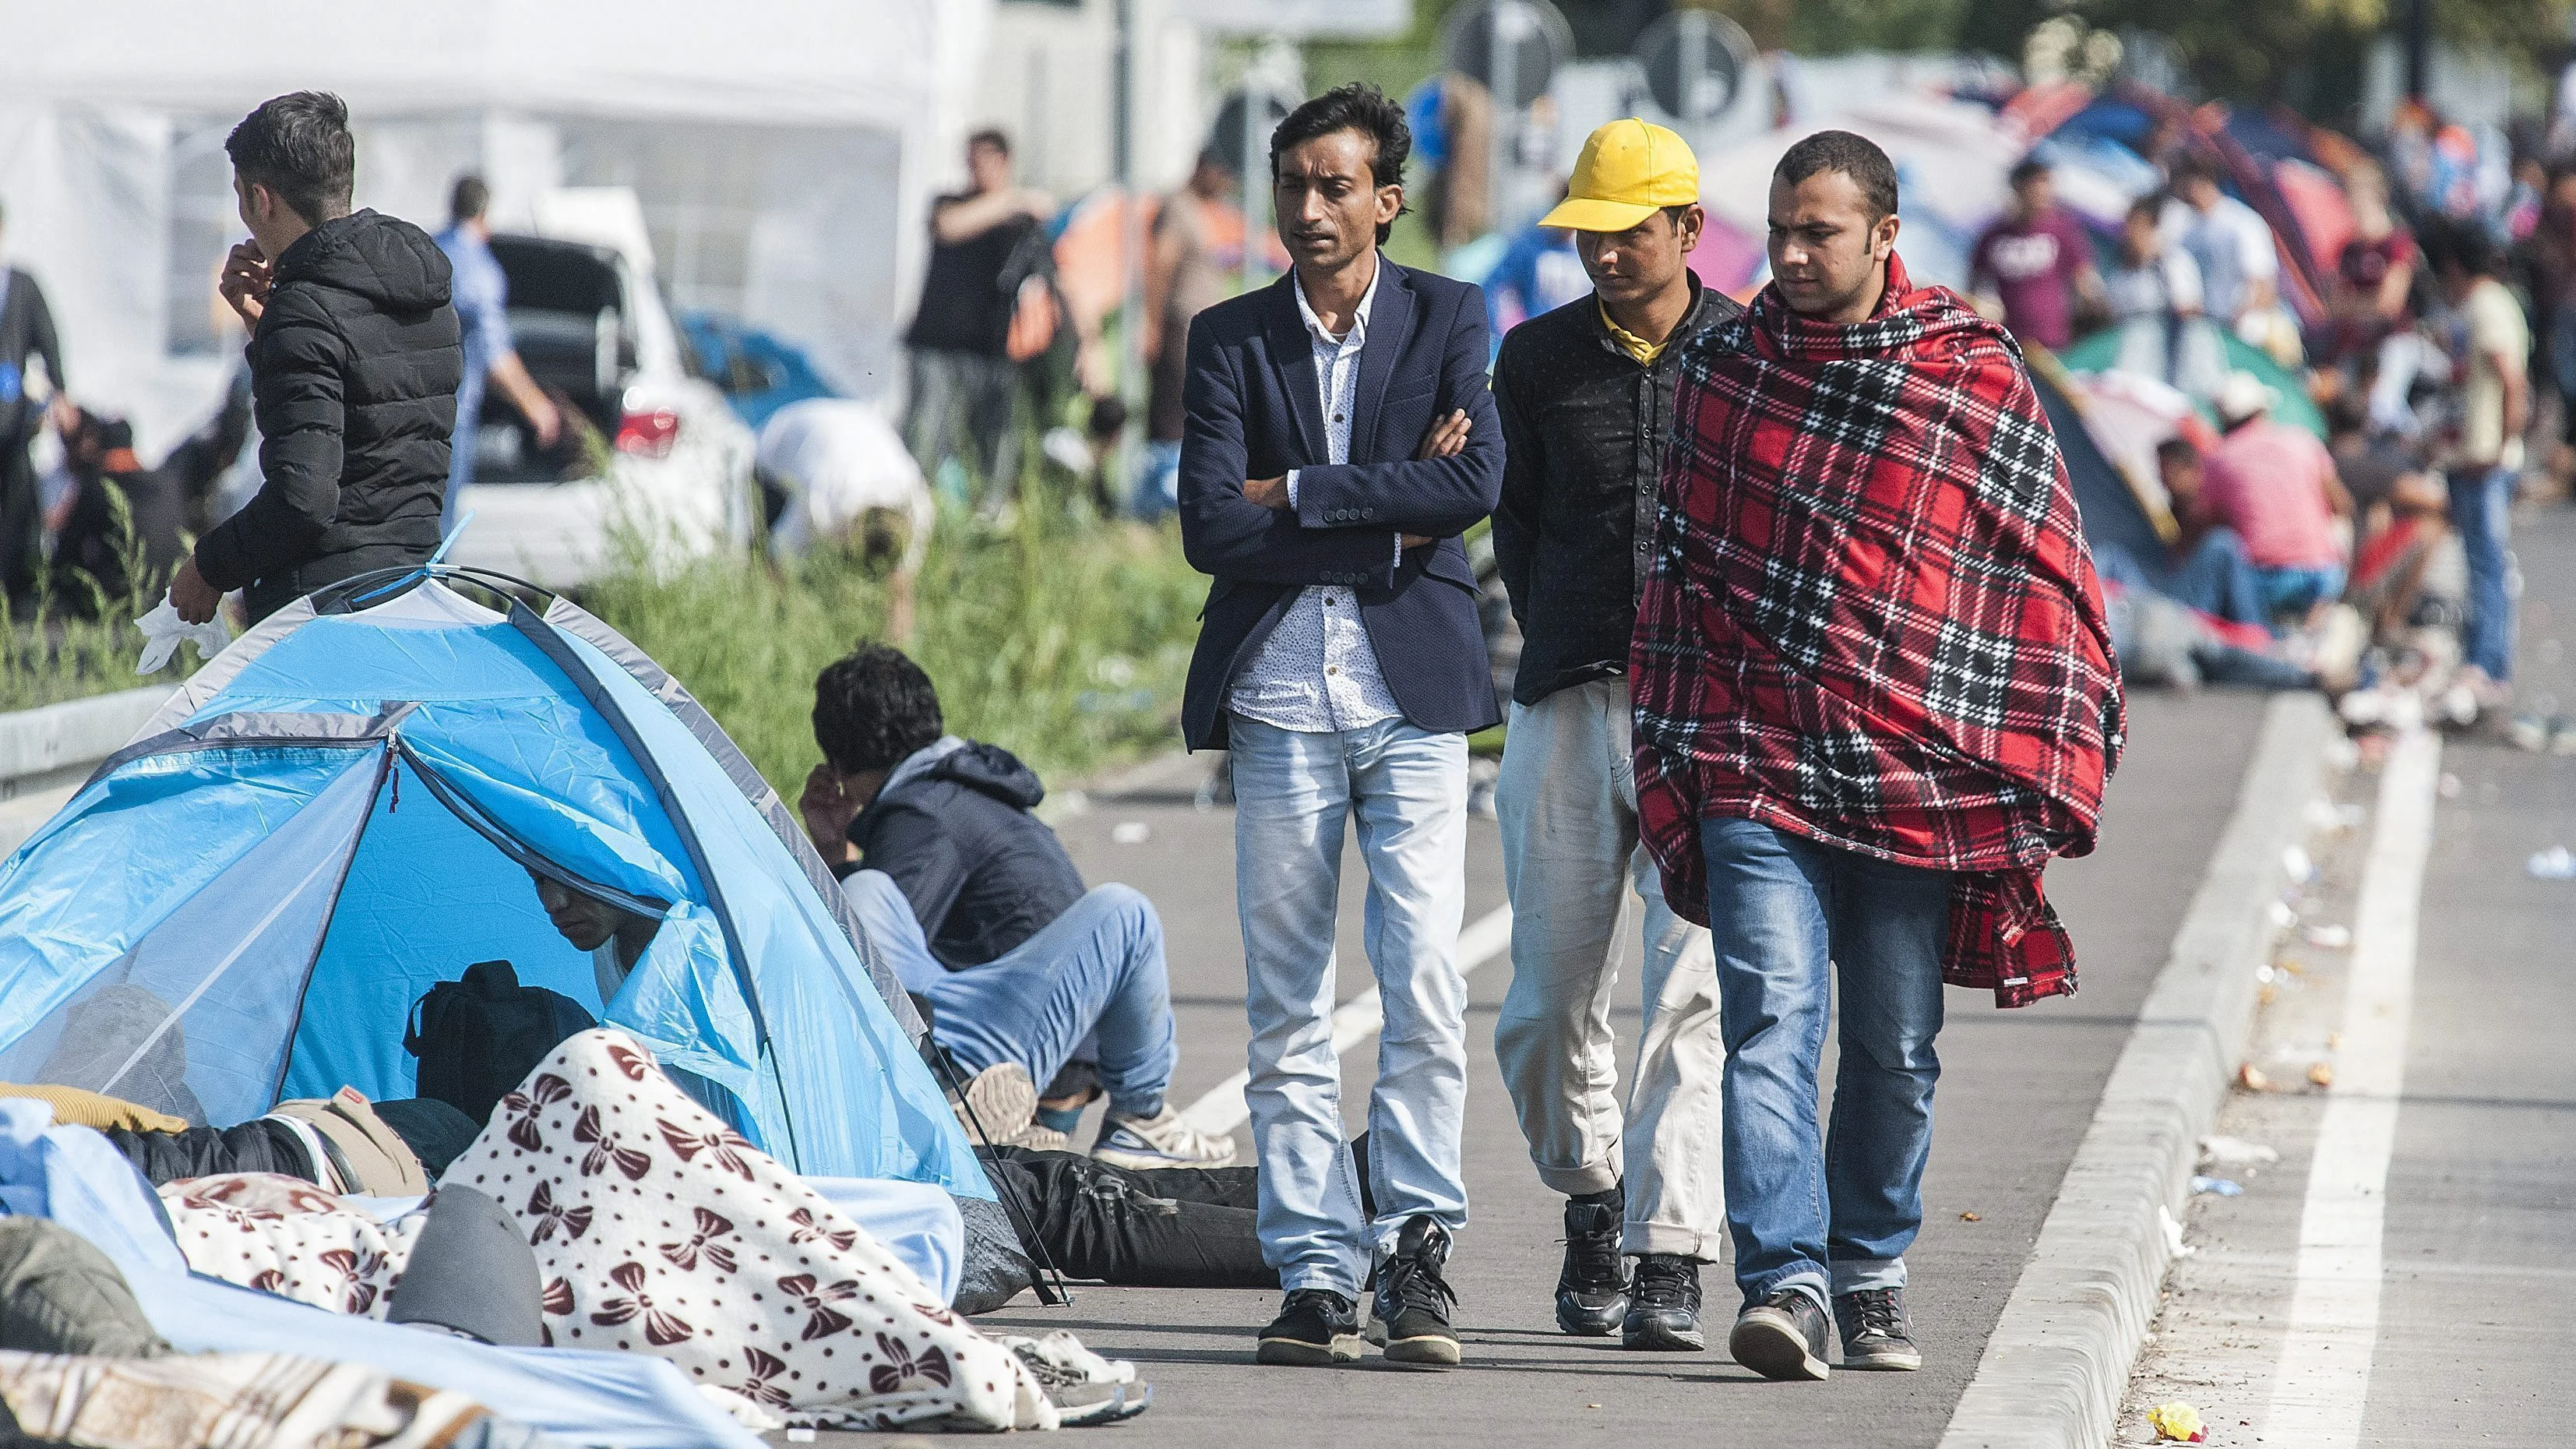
[2056,326,2326,439]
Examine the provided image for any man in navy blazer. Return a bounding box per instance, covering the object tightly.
[1177,83,1503,1371]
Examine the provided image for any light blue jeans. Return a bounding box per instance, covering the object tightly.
[2449,464,2517,681]
[1699,816,1951,1310]
[1228,714,1471,1295]
[840,870,1178,1118]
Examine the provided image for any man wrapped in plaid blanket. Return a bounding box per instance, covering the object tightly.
[1624,132,2122,1384]
[1630,253,2124,1006]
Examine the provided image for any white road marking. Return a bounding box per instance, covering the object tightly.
[2261,726,2439,1446]
[1180,904,1515,1137]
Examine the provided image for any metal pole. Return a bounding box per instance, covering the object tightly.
[2405,0,2431,102]
[1487,0,1509,243]
[1115,0,1146,504]
[1242,81,1267,291]
[1679,11,1706,126]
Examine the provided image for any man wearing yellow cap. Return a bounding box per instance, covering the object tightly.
[1490,118,1739,1353]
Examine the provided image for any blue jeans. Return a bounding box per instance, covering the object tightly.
[2449,464,2517,680]
[1228,714,1471,1295]
[840,871,1177,1118]
[1133,440,1182,521]
[1699,816,1951,1310]
[2254,563,2345,619]
[2163,528,2270,629]
[442,373,484,535]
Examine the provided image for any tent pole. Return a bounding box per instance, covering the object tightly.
[929,1042,1073,1308]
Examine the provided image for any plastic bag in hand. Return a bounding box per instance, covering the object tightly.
[135,592,232,674]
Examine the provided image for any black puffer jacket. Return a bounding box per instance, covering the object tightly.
[194,210,462,618]
[848,740,1087,969]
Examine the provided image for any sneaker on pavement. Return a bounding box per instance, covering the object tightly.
[1256,1288,1362,1366]
[1622,1253,1705,1351]
[1833,1286,1922,1371]
[1369,1215,1462,1366]
[1092,1102,1239,1170]
[1729,1287,1832,1381]
[1555,1193,1630,1337]
[950,1063,1038,1148]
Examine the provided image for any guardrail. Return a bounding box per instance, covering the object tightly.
[0,686,173,856]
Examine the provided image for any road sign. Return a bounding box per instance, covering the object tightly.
[1177,0,1410,37]
[1440,0,1573,113]
[1207,88,1295,182]
[1633,9,1753,122]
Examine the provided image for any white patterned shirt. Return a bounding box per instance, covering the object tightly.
[1227,261,1405,733]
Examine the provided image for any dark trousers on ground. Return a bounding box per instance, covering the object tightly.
[989,1147,1274,1289]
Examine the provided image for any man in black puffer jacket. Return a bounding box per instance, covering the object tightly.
[171,91,462,625]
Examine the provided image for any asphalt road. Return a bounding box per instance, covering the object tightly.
[954,687,2275,1447]
[2121,500,2576,1447]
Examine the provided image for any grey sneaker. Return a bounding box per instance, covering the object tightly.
[1729,1288,1831,1381]
[1092,1103,1240,1169]
[950,1062,1037,1147]
[1833,1286,1922,1370]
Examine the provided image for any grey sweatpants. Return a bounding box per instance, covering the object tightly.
[1493,679,1728,1259]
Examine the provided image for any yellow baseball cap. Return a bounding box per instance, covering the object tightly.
[1539,118,1700,232]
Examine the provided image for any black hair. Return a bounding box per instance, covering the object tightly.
[2154,435,2201,467]
[2325,394,2370,437]
[2423,215,2500,278]
[968,128,1012,159]
[813,643,944,774]
[2169,156,2218,188]
[2127,194,2164,224]
[449,175,490,224]
[1270,83,1412,245]
[1775,129,1899,223]
[2010,157,2053,187]
[95,418,135,452]
[225,91,355,225]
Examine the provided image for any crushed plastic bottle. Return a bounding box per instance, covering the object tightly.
[2530,846,2576,881]
[2189,1175,2244,1197]
[2148,1401,2208,1442]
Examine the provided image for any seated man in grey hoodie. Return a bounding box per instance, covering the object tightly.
[800,643,1235,1171]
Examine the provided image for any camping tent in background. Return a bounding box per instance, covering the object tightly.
[2060,326,2328,438]
[0,571,990,1200]
[2054,367,2220,516]
[2026,353,2172,567]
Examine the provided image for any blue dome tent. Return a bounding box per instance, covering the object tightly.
[0,569,989,1201]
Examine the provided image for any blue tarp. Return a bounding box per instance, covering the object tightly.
[0,578,988,1200]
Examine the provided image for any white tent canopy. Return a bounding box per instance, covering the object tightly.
[0,0,994,455]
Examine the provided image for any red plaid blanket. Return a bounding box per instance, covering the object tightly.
[1630,256,2124,1007]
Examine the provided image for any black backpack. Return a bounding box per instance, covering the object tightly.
[403,960,597,1126]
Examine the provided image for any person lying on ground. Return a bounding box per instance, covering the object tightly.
[798,643,1235,1169]
[157,1028,1151,1430]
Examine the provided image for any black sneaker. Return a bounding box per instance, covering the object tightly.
[1369,1215,1461,1366]
[1728,1287,1832,1381]
[1256,1288,1362,1366]
[1833,1286,1922,1371]
[1622,1253,1706,1351]
[1555,1193,1630,1337]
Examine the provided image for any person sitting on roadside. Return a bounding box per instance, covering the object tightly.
[797,642,1235,1171]
[2140,435,2271,629]
[2199,370,2353,624]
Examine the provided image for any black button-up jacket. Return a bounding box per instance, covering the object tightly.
[1490,279,1742,707]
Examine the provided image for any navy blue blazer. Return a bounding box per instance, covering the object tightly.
[1176,259,1506,752]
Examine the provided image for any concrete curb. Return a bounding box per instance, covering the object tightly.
[1940,693,2338,1449]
